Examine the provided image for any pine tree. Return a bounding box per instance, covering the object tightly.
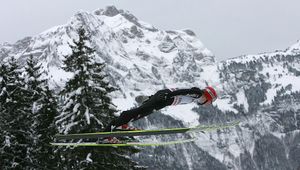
[0,62,9,168]
[57,29,116,133]
[56,28,142,169]
[0,56,60,169]
[24,55,60,169]
[0,57,35,169]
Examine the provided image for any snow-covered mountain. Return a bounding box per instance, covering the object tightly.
[1,6,300,170]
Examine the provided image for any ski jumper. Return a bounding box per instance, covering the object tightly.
[104,87,205,132]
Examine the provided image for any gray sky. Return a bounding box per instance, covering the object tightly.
[1,0,300,61]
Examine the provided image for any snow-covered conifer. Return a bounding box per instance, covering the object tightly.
[0,57,34,169]
[57,28,141,169]
[24,55,60,169]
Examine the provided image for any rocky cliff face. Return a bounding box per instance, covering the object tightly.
[1,6,299,170]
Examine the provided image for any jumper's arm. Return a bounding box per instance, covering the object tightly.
[168,87,203,97]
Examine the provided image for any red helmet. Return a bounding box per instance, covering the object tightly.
[199,86,217,105]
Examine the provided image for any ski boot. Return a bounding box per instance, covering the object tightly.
[116,124,141,131]
[100,137,122,144]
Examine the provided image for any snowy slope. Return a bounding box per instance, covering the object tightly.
[1,6,300,170]
[210,40,300,169]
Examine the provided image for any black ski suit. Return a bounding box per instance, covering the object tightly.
[104,87,204,132]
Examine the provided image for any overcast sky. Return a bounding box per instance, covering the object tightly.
[1,0,300,61]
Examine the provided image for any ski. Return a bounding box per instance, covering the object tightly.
[50,138,196,147]
[54,121,239,140]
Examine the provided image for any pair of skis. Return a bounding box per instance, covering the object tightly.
[51,121,239,147]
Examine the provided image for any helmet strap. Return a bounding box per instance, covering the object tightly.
[199,99,208,105]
